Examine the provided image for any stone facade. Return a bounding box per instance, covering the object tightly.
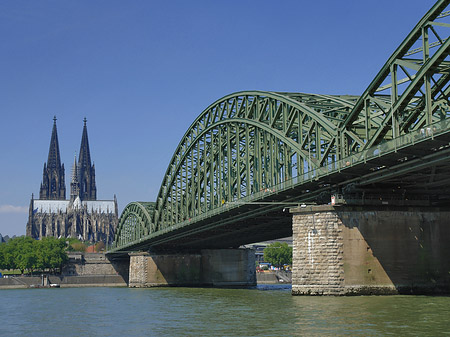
[63,252,129,280]
[0,253,130,288]
[292,208,344,295]
[128,252,151,287]
[201,249,256,286]
[292,205,450,295]
[129,249,256,288]
[27,117,118,244]
[27,200,118,243]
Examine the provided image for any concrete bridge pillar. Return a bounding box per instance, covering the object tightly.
[128,249,256,288]
[291,205,450,295]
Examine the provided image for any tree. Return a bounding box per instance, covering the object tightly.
[0,243,5,270]
[263,242,292,269]
[1,240,15,270]
[70,241,87,252]
[9,236,36,274]
[36,237,68,273]
[0,236,68,274]
[46,237,68,272]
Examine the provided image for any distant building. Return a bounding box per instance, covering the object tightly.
[26,117,118,244]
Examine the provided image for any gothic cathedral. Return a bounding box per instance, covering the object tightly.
[26,117,118,244]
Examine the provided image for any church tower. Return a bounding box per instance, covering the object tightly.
[29,116,118,244]
[39,116,66,200]
[77,118,97,200]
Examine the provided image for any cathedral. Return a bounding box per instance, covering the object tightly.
[26,117,118,244]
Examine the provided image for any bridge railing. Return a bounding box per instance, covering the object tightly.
[339,118,450,169]
[232,117,450,204]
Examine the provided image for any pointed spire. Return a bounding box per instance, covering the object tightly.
[78,117,91,171]
[40,116,66,200]
[71,153,78,183]
[77,118,97,200]
[47,116,61,169]
[70,153,80,202]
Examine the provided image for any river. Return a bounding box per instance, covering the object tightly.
[1,285,449,336]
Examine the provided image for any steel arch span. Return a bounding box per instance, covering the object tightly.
[112,0,450,253]
[113,92,358,249]
[341,0,450,154]
[114,202,155,248]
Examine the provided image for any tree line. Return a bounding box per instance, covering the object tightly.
[0,236,68,274]
[263,242,292,269]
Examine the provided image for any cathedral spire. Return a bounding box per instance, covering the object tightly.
[70,153,80,201]
[78,118,97,200]
[40,116,66,200]
[78,117,91,169]
[47,116,61,169]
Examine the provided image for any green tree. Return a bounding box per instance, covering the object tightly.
[9,236,36,274]
[70,241,87,252]
[263,242,292,269]
[36,237,68,273]
[0,236,68,274]
[0,243,5,270]
[47,238,68,272]
[1,240,15,270]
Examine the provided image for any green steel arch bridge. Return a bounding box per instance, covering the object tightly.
[109,0,450,254]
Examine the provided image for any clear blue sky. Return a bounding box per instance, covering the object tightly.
[0,0,437,236]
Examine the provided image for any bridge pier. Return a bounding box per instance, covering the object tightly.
[128,249,256,287]
[291,205,450,295]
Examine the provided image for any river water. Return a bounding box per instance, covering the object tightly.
[1,285,449,336]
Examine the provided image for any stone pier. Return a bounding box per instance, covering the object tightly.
[291,205,450,295]
[129,248,256,287]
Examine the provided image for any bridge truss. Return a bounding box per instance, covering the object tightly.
[112,0,450,253]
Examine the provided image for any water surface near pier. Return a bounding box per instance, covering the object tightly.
[1,285,449,336]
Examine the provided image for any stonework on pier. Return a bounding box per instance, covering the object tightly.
[291,205,450,296]
[129,249,256,288]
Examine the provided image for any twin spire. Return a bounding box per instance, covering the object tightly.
[39,116,65,200]
[47,116,62,170]
[40,117,97,202]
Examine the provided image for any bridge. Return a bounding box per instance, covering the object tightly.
[108,1,450,294]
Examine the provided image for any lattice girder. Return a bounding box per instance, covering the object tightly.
[113,202,155,248]
[153,92,358,231]
[342,0,450,156]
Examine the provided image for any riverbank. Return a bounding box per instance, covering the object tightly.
[0,272,289,289]
[0,252,128,289]
[0,252,291,289]
[0,275,127,289]
[257,270,292,284]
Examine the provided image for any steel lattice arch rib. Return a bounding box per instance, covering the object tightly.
[112,0,450,252]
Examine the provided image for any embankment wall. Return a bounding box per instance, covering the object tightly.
[0,252,129,289]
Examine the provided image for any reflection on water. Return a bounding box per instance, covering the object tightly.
[0,285,449,336]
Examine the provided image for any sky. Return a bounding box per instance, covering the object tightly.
[0,0,438,236]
